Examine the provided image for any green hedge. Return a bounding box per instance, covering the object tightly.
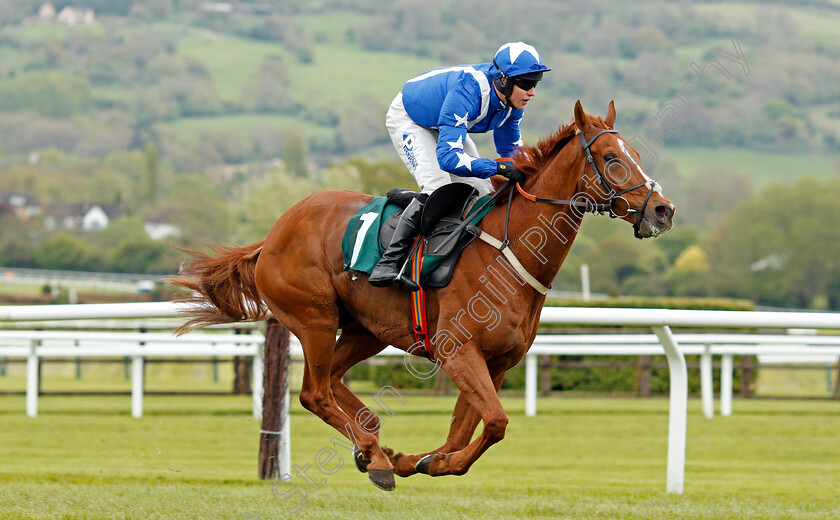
[349,297,757,392]
[521,296,756,393]
[543,296,755,311]
[501,355,754,394]
[348,360,435,390]
[354,355,755,394]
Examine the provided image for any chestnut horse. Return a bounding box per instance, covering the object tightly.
[169,101,674,491]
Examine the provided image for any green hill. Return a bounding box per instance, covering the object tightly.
[0,1,838,182]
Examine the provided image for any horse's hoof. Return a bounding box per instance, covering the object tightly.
[368,469,396,491]
[353,447,371,473]
[414,453,439,475]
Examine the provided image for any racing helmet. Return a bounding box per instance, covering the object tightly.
[491,42,551,105]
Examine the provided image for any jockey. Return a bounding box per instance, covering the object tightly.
[368,41,551,290]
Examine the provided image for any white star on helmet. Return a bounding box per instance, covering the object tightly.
[499,42,541,65]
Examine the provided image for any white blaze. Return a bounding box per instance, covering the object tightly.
[618,139,662,193]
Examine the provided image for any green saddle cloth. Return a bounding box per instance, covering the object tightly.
[342,195,496,281]
[342,197,400,274]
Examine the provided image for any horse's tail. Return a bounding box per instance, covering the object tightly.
[166,241,270,335]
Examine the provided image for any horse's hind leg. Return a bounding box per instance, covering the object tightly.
[261,294,395,490]
[294,325,396,490]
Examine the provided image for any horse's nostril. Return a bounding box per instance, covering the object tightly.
[655,205,672,221]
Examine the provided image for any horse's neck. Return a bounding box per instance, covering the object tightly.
[499,145,586,290]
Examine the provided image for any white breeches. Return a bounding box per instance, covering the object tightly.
[385,93,493,196]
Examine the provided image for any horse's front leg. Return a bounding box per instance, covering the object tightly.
[412,345,510,477]
[390,373,503,477]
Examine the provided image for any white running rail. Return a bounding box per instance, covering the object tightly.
[3,302,840,495]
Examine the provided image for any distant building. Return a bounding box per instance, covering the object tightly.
[56,6,95,26]
[144,221,182,241]
[0,192,41,220]
[143,208,182,241]
[39,3,56,21]
[81,205,109,231]
[44,202,122,232]
[198,2,234,13]
[197,2,274,15]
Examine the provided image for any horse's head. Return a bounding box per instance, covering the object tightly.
[572,100,675,239]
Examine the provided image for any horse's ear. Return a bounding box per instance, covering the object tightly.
[574,100,592,133]
[605,100,616,129]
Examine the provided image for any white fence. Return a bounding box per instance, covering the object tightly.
[3,302,840,495]
[1,266,161,294]
[0,329,266,419]
[525,333,840,419]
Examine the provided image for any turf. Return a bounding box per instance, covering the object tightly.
[1,394,838,519]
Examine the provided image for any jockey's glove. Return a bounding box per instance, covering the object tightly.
[496,162,526,185]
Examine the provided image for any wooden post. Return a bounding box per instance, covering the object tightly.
[539,355,552,396]
[434,370,451,395]
[259,318,291,480]
[635,355,652,397]
[740,356,754,398]
[233,328,253,394]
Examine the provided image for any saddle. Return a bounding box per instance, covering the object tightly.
[379,183,491,288]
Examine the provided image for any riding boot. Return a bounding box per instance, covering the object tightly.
[368,197,423,291]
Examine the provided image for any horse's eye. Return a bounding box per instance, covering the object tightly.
[603,153,618,162]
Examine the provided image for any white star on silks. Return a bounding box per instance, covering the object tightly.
[447,135,464,150]
[455,152,475,171]
[453,112,469,128]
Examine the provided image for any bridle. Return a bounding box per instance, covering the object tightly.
[433,128,661,256]
[515,128,661,238]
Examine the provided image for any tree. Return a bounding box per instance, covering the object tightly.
[345,158,416,196]
[336,95,389,152]
[704,178,840,308]
[246,54,293,112]
[144,142,160,205]
[0,215,36,267]
[201,129,246,164]
[149,174,232,245]
[234,166,319,244]
[284,129,308,178]
[665,245,711,297]
[675,166,754,228]
[33,233,104,271]
[0,72,92,118]
[580,231,667,296]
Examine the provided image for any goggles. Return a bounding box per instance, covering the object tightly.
[512,77,539,91]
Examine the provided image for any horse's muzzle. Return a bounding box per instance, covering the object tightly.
[635,203,674,239]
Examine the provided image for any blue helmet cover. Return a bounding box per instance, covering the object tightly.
[491,42,551,79]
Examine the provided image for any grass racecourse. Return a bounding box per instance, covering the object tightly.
[0,393,838,520]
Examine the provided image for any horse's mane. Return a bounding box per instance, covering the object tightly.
[513,115,610,177]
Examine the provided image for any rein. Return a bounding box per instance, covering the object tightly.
[469,128,662,294]
[515,129,661,237]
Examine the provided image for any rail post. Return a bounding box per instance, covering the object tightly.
[701,345,714,419]
[259,318,291,480]
[26,338,40,418]
[721,354,733,416]
[525,354,538,417]
[652,325,686,495]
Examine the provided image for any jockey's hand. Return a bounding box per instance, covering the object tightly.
[496,162,526,185]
